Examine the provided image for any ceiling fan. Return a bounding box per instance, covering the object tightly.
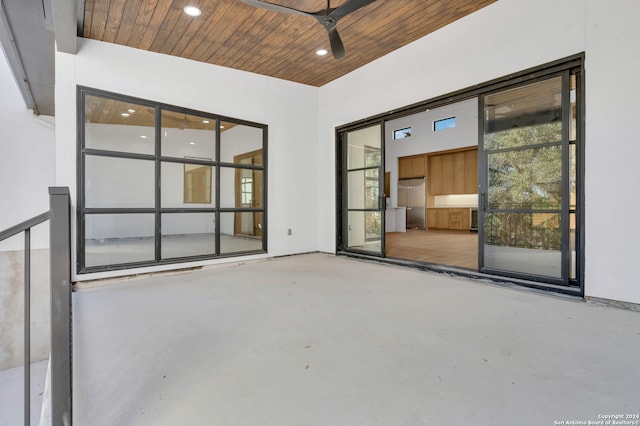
[242,0,378,60]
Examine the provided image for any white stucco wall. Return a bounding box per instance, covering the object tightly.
[582,0,640,304]
[0,49,55,251]
[318,0,640,304]
[3,0,631,370]
[52,0,640,303]
[0,46,55,369]
[56,39,320,280]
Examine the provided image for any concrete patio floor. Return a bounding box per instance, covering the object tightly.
[0,359,48,426]
[73,253,640,425]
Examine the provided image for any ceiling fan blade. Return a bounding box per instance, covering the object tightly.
[329,0,378,21]
[241,0,311,17]
[328,27,345,60]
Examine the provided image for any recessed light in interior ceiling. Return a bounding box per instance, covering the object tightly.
[202,120,210,124]
[120,112,130,117]
[184,6,201,17]
[316,49,328,56]
[127,109,135,113]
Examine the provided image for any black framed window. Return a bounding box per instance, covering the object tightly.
[393,127,411,139]
[77,87,267,273]
[433,116,456,131]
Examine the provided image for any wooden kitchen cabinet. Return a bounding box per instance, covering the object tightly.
[427,208,449,229]
[429,147,478,195]
[429,155,443,193]
[427,208,471,230]
[453,151,466,194]
[398,154,426,179]
[464,149,478,193]
[427,209,436,228]
[437,209,449,229]
[449,209,464,229]
[441,153,455,194]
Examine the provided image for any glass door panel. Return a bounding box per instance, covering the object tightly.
[480,76,568,281]
[487,146,563,211]
[344,124,384,255]
[483,212,562,278]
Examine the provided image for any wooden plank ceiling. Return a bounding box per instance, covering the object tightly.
[82,0,496,87]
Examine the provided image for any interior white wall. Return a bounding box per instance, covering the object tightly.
[0,49,55,251]
[55,38,319,280]
[384,98,478,207]
[318,0,640,304]
[82,122,263,238]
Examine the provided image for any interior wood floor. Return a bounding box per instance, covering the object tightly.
[385,229,478,270]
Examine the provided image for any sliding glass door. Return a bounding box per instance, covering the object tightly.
[335,56,583,293]
[479,74,575,284]
[342,124,385,256]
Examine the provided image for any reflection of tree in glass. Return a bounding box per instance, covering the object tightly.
[485,122,562,250]
[365,211,381,241]
[485,213,561,250]
[485,119,562,150]
[365,169,379,209]
[364,148,382,239]
[364,148,381,168]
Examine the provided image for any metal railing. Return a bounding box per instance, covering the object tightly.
[0,187,72,426]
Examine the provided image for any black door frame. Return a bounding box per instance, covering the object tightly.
[335,53,585,296]
[337,122,386,257]
[478,72,575,286]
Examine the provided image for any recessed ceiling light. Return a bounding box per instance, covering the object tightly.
[316,49,328,56]
[184,6,201,17]
[189,142,196,145]
[202,120,210,124]
[220,125,225,129]
[140,135,148,139]
[120,112,130,117]
[127,109,135,113]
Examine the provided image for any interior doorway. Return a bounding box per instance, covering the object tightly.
[383,98,479,269]
[234,149,263,238]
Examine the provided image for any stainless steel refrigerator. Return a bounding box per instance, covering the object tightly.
[398,178,426,229]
